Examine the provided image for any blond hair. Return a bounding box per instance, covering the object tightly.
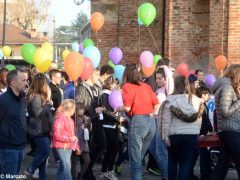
[60,99,75,112]
[223,64,240,92]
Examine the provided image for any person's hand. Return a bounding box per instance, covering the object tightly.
[164,139,171,147]
[70,136,78,142]
[76,149,81,155]
[95,107,103,114]
[119,117,125,124]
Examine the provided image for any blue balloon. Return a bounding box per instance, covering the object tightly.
[114,65,125,83]
[71,42,79,52]
[83,46,101,68]
[138,18,144,26]
[0,49,3,59]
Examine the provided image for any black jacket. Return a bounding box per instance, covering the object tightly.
[75,82,101,129]
[27,95,53,138]
[0,88,27,150]
[49,82,62,111]
[200,103,213,136]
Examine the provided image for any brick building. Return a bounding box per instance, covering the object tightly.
[91,0,240,74]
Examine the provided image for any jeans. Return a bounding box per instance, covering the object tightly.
[0,149,24,180]
[199,147,212,179]
[55,148,72,180]
[128,115,156,180]
[210,131,240,180]
[27,137,51,180]
[148,124,168,178]
[168,135,198,180]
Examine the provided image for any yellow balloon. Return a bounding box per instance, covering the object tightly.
[34,48,53,73]
[2,46,12,57]
[41,42,53,53]
[62,49,70,61]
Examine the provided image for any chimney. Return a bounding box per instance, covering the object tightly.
[43,32,48,41]
[30,28,37,38]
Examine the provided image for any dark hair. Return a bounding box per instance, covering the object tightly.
[61,71,69,82]
[49,69,61,80]
[196,86,211,98]
[19,67,33,84]
[100,65,114,76]
[155,67,166,79]
[157,58,170,67]
[121,64,141,86]
[6,69,24,85]
[0,68,9,75]
[195,69,203,75]
[188,74,198,84]
[102,75,116,90]
[173,76,192,103]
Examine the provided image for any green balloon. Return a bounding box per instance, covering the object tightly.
[138,3,157,26]
[154,55,162,65]
[83,39,94,48]
[108,60,115,68]
[21,44,36,64]
[5,64,16,71]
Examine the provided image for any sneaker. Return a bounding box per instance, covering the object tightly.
[104,171,118,180]
[32,169,39,179]
[146,168,161,176]
[114,165,121,175]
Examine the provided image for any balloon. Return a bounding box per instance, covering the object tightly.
[176,63,189,77]
[71,42,79,52]
[215,55,227,71]
[80,57,94,80]
[138,3,156,26]
[21,44,36,64]
[34,48,52,73]
[109,47,123,65]
[2,46,12,57]
[0,49,4,59]
[140,51,153,68]
[108,60,115,68]
[142,64,156,78]
[153,54,162,65]
[91,12,105,31]
[204,74,216,88]
[41,42,53,53]
[64,52,85,81]
[114,65,125,83]
[62,49,70,61]
[83,39,94,48]
[79,42,84,53]
[83,46,101,68]
[5,64,16,71]
[138,18,143,26]
[108,90,123,109]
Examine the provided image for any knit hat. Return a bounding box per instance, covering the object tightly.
[188,74,198,84]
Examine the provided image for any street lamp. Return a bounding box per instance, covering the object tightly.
[1,0,7,66]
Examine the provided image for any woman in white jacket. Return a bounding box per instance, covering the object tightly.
[159,76,204,180]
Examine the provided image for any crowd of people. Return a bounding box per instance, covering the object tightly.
[0,59,240,180]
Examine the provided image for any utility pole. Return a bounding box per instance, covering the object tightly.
[53,16,56,63]
[1,0,7,66]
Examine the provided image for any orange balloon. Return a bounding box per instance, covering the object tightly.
[91,12,104,31]
[64,52,84,81]
[215,55,227,71]
[142,64,156,78]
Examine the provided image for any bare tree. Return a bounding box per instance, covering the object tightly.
[0,0,50,31]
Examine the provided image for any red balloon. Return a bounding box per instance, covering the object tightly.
[187,69,195,77]
[176,63,189,77]
[80,57,94,80]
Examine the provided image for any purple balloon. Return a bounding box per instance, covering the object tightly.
[140,51,153,68]
[204,74,216,87]
[79,42,84,54]
[108,90,124,109]
[109,47,123,65]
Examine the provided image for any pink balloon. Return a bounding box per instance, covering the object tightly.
[187,69,195,77]
[176,63,189,77]
[108,90,123,109]
[140,51,153,68]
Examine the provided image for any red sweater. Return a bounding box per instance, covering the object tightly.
[52,112,79,150]
[122,82,159,116]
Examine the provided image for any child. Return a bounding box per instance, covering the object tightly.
[52,99,80,180]
[71,103,92,180]
[196,86,213,180]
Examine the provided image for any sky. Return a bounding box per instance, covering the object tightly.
[40,0,91,33]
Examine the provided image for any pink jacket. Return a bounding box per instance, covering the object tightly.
[52,112,79,150]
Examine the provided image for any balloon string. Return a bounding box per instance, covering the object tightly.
[96,31,99,48]
[139,25,141,56]
[147,26,161,55]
